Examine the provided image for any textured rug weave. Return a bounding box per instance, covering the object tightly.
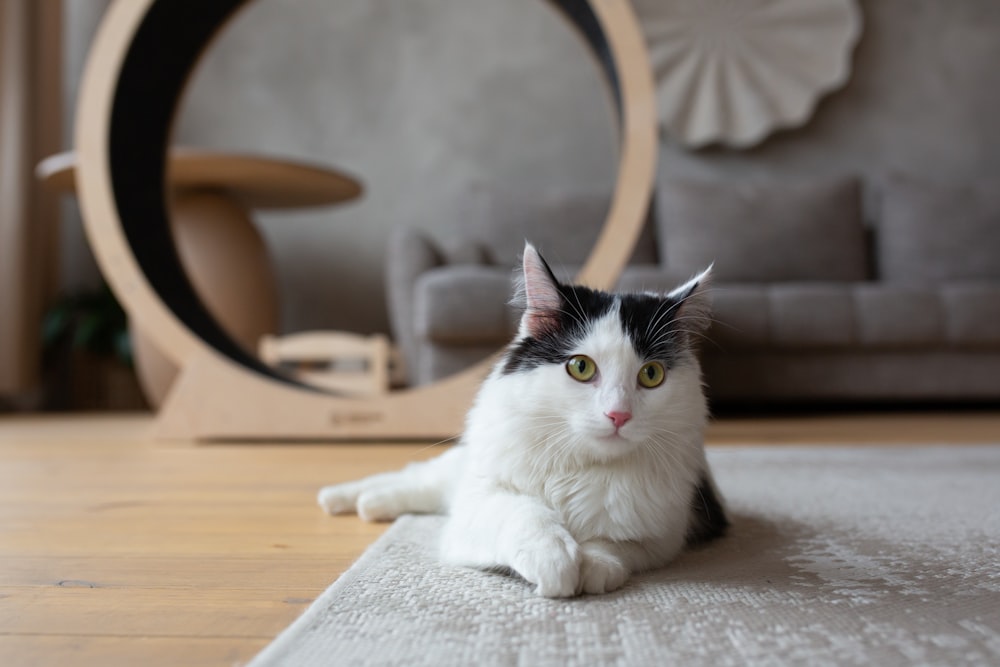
[249,446,1000,667]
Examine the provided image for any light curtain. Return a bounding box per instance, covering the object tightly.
[0,0,61,396]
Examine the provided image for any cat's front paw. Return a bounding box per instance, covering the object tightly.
[317,484,356,516]
[317,473,414,522]
[318,483,408,522]
[513,531,581,598]
[579,541,630,595]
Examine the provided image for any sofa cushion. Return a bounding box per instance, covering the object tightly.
[853,286,945,347]
[414,273,1000,382]
[704,283,1000,351]
[710,284,949,350]
[457,184,658,266]
[657,177,868,282]
[879,174,1000,283]
[942,284,1000,346]
[708,286,770,348]
[767,285,857,348]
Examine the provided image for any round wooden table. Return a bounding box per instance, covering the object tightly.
[37,149,363,407]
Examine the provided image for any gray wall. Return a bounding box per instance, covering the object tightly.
[659,1,1000,186]
[173,0,617,335]
[63,0,1000,336]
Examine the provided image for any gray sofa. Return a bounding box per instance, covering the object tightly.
[386,175,1000,404]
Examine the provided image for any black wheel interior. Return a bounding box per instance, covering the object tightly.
[108,0,625,385]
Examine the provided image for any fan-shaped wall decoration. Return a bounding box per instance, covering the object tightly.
[633,0,862,149]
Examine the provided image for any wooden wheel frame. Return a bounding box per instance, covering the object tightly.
[75,0,657,441]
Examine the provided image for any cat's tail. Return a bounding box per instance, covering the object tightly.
[317,445,465,522]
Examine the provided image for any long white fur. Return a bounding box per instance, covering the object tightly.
[318,243,717,597]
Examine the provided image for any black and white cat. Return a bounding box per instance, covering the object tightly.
[319,242,727,597]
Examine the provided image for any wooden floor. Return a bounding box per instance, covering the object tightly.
[1,411,998,667]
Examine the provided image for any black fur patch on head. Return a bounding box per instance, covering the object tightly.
[501,288,698,376]
[503,245,708,376]
[617,293,691,369]
[685,474,729,546]
[501,284,615,375]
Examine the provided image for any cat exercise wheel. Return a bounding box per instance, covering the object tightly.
[75,0,658,440]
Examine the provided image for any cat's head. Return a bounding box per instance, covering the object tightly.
[498,242,712,463]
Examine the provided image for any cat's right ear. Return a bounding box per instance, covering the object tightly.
[518,242,563,338]
[666,265,713,338]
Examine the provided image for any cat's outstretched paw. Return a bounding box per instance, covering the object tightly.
[354,489,410,522]
[317,484,358,516]
[579,541,630,595]
[513,531,581,598]
[318,483,409,522]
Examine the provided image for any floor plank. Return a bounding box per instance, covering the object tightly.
[1,587,316,638]
[0,555,355,589]
[0,411,997,667]
[0,636,270,667]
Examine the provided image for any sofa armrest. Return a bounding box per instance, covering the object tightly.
[385,229,446,385]
[414,265,519,345]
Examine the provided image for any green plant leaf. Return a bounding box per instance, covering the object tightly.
[41,308,71,346]
[114,330,133,367]
[42,282,131,360]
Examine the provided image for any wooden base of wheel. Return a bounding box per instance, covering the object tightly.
[154,349,481,440]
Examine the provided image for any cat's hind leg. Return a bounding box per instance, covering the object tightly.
[318,445,465,521]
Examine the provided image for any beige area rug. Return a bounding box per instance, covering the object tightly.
[249,446,1000,667]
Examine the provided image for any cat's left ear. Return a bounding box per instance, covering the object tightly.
[518,242,564,338]
[667,265,713,337]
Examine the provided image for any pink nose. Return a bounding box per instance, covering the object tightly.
[605,411,632,429]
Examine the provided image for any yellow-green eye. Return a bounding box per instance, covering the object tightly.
[566,355,597,382]
[638,361,666,388]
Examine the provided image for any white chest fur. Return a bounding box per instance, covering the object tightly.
[493,445,699,545]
